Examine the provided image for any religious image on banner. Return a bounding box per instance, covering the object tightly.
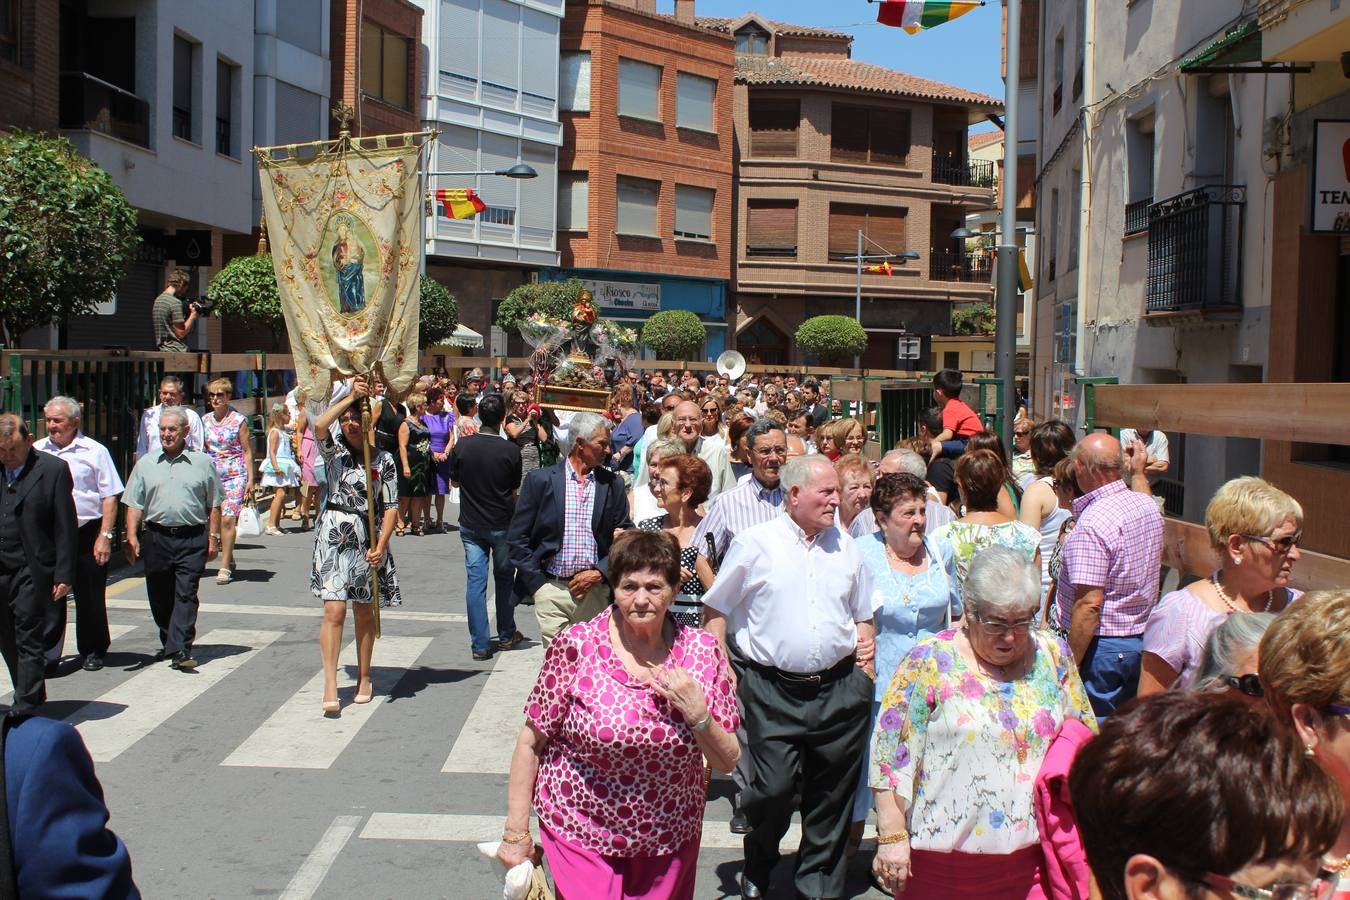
[255,126,434,402]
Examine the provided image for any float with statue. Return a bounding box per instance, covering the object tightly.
[520,289,639,412]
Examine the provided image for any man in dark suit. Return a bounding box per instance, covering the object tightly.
[507,411,632,647]
[0,414,77,714]
[801,378,829,428]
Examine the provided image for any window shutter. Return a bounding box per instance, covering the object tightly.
[560,52,590,111]
[617,176,660,237]
[619,58,662,120]
[868,206,907,251]
[748,99,799,157]
[558,172,588,231]
[829,203,867,259]
[440,0,479,79]
[674,185,714,240]
[676,72,715,132]
[746,200,798,257]
[870,109,911,166]
[831,105,869,163]
[481,0,520,89]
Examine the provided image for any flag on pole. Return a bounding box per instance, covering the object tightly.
[865,261,895,276]
[434,188,487,220]
[876,0,983,34]
[1017,249,1033,293]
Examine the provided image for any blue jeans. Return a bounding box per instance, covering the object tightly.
[1079,634,1143,719]
[460,528,517,654]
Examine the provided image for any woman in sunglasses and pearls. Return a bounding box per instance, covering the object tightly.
[1138,477,1302,696]
[869,546,1095,898]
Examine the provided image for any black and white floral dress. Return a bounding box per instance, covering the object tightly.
[636,514,705,627]
[310,433,402,606]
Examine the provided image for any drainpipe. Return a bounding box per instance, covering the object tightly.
[1072,0,1094,384]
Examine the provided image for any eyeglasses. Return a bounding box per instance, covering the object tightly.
[1322,703,1350,718]
[972,616,1036,637]
[1013,429,1029,437]
[207,392,228,398]
[1198,872,1323,900]
[1223,674,1264,698]
[1242,531,1303,554]
[752,446,787,459]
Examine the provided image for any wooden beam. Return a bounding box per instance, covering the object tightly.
[1161,517,1350,592]
[1092,384,1350,446]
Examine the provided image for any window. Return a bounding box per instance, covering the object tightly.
[676,72,715,132]
[1048,188,1060,279]
[1125,112,1154,203]
[616,175,660,237]
[748,99,799,157]
[173,35,197,142]
[618,58,661,121]
[674,185,714,240]
[746,200,798,257]
[827,204,906,260]
[361,21,410,109]
[943,351,961,370]
[558,172,589,231]
[1068,171,1081,270]
[831,104,911,166]
[0,0,18,65]
[734,26,769,55]
[215,58,239,157]
[560,52,591,112]
[1052,30,1064,113]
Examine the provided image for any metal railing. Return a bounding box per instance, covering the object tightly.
[172,106,192,141]
[1124,197,1152,235]
[216,116,232,156]
[933,156,997,188]
[929,249,993,283]
[1146,185,1246,313]
[58,71,151,148]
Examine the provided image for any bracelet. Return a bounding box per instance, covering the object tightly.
[875,830,910,845]
[690,712,713,733]
[500,830,531,844]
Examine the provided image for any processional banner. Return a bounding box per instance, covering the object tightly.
[256,132,432,401]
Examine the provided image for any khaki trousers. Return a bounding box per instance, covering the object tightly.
[533,577,611,648]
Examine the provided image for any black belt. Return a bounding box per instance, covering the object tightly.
[145,522,205,537]
[737,650,857,686]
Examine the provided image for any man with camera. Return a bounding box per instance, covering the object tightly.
[152,269,207,353]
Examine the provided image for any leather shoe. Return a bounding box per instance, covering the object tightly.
[82,654,104,672]
[472,648,494,661]
[169,651,197,671]
[43,660,61,677]
[729,799,751,834]
[495,631,526,651]
[739,873,764,899]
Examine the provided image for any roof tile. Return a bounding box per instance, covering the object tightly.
[695,13,851,39]
[736,55,1002,108]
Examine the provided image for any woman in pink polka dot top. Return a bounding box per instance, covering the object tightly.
[496,529,741,899]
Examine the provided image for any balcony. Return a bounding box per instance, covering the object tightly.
[933,156,997,189]
[1146,185,1246,315]
[59,72,150,149]
[1124,196,1152,236]
[930,250,993,283]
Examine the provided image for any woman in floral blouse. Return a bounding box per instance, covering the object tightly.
[870,545,1095,899]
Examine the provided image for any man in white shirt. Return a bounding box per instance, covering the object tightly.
[133,375,204,462]
[666,400,736,499]
[703,455,877,900]
[34,396,124,673]
[1118,427,1170,486]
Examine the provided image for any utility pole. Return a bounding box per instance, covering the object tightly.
[995,0,1022,448]
[854,228,864,370]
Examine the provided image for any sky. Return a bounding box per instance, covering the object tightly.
[684,0,1006,129]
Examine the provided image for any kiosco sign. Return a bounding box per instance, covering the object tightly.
[1311,119,1350,234]
[581,279,661,312]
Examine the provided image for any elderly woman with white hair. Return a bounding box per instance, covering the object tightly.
[870,545,1095,899]
[1190,611,1274,706]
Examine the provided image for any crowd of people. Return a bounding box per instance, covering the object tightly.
[0,361,1344,900]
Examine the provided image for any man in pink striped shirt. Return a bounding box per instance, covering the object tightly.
[1054,432,1164,718]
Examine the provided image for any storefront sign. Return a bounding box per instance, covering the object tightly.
[1311,120,1350,233]
[582,279,661,312]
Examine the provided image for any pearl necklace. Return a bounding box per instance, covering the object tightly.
[1211,571,1273,614]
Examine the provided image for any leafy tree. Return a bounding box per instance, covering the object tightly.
[641,310,707,360]
[952,303,995,336]
[0,130,139,345]
[495,278,586,334]
[795,315,868,364]
[209,254,283,339]
[418,275,459,347]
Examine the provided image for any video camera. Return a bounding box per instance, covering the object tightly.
[181,294,217,317]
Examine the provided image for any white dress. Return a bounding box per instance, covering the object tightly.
[261,426,301,488]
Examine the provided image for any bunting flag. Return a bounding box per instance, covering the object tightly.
[865,261,895,276]
[256,131,433,401]
[435,187,487,220]
[876,0,983,34]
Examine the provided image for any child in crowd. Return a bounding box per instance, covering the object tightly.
[261,403,300,535]
[929,368,983,461]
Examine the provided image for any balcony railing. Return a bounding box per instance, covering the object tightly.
[1124,197,1152,235]
[58,71,150,149]
[930,250,993,283]
[933,156,997,188]
[1146,185,1246,314]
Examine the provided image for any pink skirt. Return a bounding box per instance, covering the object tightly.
[300,431,318,487]
[906,845,1047,900]
[539,823,699,900]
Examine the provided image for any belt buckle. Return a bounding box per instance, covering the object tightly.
[804,672,821,685]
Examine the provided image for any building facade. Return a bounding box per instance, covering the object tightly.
[0,0,58,132]
[718,14,1000,368]
[414,0,563,354]
[546,0,735,360]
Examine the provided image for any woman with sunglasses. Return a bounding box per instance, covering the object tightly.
[202,377,253,584]
[1191,611,1274,706]
[1069,691,1342,900]
[1139,477,1302,696]
[697,396,726,448]
[870,546,1095,898]
[1261,590,1350,897]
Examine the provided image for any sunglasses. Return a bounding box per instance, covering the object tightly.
[1243,531,1303,554]
[1223,674,1263,698]
[1197,872,1323,900]
[1323,703,1350,718]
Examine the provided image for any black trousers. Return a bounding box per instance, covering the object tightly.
[737,650,873,899]
[142,526,206,656]
[43,520,111,662]
[0,565,47,713]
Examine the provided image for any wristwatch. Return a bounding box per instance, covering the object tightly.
[99,530,116,540]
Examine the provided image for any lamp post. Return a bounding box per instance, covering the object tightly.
[994,0,1022,450]
[848,228,920,369]
[422,164,539,274]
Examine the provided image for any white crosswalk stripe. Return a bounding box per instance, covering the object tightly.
[69,628,284,762]
[221,635,433,770]
[442,644,542,774]
[105,596,468,624]
[0,623,137,698]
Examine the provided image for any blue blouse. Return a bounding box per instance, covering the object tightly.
[856,531,961,702]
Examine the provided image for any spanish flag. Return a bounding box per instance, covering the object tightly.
[865,261,895,276]
[876,1,983,35]
[434,188,487,220]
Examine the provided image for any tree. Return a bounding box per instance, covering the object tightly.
[795,315,868,364]
[495,278,586,334]
[952,303,995,336]
[641,310,707,360]
[0,130,139,345]
[418,275,459,347]
[208,254,283,342]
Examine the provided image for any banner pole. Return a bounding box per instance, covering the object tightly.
[361,391,382,639]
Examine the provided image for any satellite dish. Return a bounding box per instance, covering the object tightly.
[716,350,747,381]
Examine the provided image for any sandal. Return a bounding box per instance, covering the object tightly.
[395,526,406,537]
[264,526,283,536]
[412,526,424,537]
[215,569,233,585]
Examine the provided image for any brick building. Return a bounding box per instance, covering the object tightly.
[331,0,423,138]
[0,0,58,132]
[709,14,1000,367]
[547,0,736,359]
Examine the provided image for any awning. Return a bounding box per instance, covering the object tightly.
[437,323,484,349]
[1179,19,1307,73]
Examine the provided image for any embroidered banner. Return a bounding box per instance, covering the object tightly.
[257,135,430,401]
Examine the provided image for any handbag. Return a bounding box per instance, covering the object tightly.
[237,500,263,537]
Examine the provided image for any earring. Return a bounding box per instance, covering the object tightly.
[1305,744,1317,758]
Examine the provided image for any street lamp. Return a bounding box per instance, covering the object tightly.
[845,228,920,369]
[425,164,539,178]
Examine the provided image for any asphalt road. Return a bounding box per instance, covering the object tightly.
[24,507,890,899]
